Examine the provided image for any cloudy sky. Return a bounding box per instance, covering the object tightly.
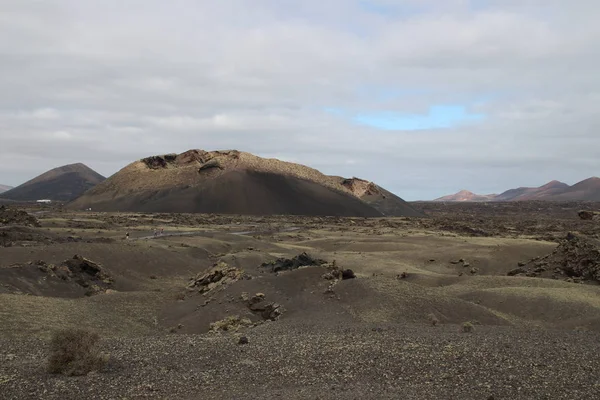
[1,0,599,200]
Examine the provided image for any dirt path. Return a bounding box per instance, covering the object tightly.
[133,226,301,240]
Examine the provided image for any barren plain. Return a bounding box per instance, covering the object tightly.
[2,201,600,399]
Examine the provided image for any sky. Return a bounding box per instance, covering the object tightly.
[1,0,599,200]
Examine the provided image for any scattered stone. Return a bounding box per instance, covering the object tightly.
[238,336,249,345]
[428,313,439,326]
[397,272,409,279]
[470,267,479,275]
[341,269,356,280]
[249,293,265,304]
[248,300,284,321]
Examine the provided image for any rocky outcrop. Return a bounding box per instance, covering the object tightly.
[188,262,249,294]
[247,293,285,321]
[7,255,115,296]
[510,233,600,283]
[341,178,381,198]
[0,206,40,227]
[262,252,327,273]
[579,210,600,221]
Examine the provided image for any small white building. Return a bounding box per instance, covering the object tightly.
[36,199,52,204]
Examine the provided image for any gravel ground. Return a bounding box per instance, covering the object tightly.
[2,322,600,400]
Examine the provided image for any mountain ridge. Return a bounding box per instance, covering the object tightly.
[434,177,600,202]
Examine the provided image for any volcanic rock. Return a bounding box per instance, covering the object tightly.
[0,206,40,227]
[0,255,113,297]
[188,262,247,294]
[341,177,425,217]
[508,234,600,283]
[262,252,327,273]
[579,210,600,221]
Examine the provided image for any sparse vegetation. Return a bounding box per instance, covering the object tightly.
[462,322,475,333]
[47,328,107,376]
[210,315,253,332]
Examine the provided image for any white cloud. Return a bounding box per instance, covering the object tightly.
[0,0,599,199]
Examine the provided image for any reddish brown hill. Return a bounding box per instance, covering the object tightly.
[551,177,600,201]
[0,163,105,202]
[68,150,423,217]
[494,180,570,201]
[434,190,496,202]
[433,178,600,202]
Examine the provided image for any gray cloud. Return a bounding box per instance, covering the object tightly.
[1,0,599,200]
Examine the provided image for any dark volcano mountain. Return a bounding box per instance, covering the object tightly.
[68,150,423,217]
[1,163,105,202]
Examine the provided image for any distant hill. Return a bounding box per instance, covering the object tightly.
[494,180,570,201]
[0,185,13,194]
[68,149,424,217]
[548,177,600,201]
[434,190,497,202]
[433,178,600,202]
[0,163,105,202]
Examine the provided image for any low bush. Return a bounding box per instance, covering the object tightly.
[47,328,107,376]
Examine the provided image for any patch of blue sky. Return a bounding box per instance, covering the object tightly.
[355,106,484,130]
[325,105,485,130]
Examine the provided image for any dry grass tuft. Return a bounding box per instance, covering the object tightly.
[47,328,107,376]
[210,315,253,332]
[462,322,475,333]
